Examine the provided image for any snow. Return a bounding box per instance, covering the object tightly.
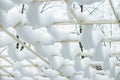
[93,75,113,80]
[83,67,90,78]
[47,26,72,41]
[102,56,110,71]
[74,56,82,71]
[80,25,104,50]
[67,0,102,6]
[13,61,35,77]
[19,49,36,59]
[16,25,55,45]
[0,9,21,28]
[74,9,86,21]
[20,68,35,77]
[60,65,75,76]
[105,35,120,41]
[48,56,65,69]
[26,2,54,29]
[13,61,23,71]
[81,57,91,70]
[34,43,61,58]
[70,75,83,80]
[1,77,14,80]
[0,0,14,11]
[115,69,120,80]
[0,0,120,80]
[7,43,21,61]
[53,76,69,80]
[12,0,32,4]
[66,0,102,18]
[93,44,111,61]
[0,32,14,47]
[109,67,116,78]
[70,43,82,59]
[12,71,23,79]
[42,68,59,78]
[80,25,94,49]
[60,42,72,59]
[109,57,118,69]
[20,77,33,80]
[77,0,102,5]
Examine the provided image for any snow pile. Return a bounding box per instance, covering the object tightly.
[16,25,55,45]
[0,9,21,28]
[26,2,54,29]
[80,25,104,50]
[0,0,14,11]
[0,31,14,47]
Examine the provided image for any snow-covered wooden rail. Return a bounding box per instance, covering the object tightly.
[54,20,120,25]
[0,25,49,64]
[59,39,120,43]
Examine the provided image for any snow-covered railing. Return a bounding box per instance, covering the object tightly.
[0,0,120,80]
[54,20,120,25]
[0,24,48,64]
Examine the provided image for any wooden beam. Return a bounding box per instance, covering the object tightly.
[54,20,120,25]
